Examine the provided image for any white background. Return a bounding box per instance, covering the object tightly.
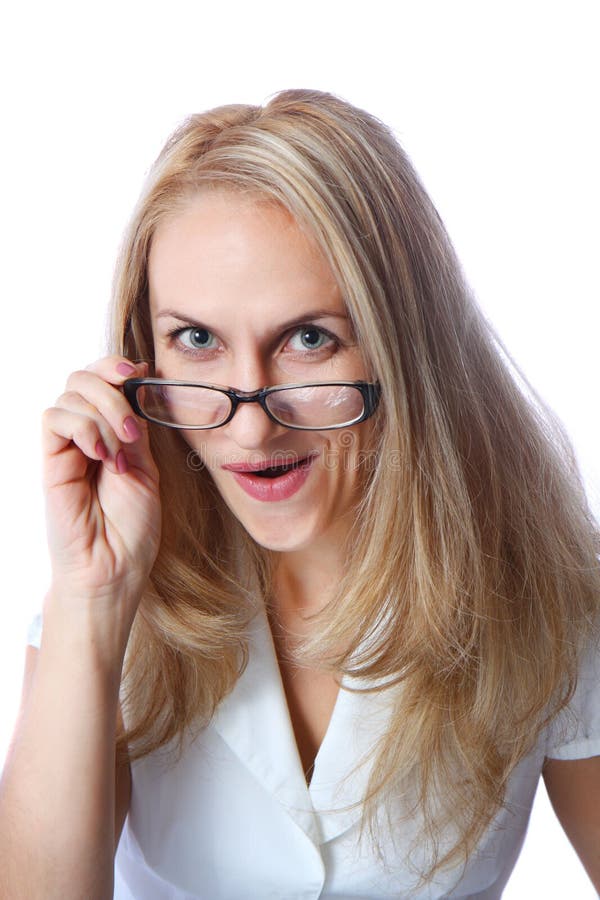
[0,2,598,896]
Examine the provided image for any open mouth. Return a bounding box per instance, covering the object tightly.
[225,453,317,502]
[251,457,311,478]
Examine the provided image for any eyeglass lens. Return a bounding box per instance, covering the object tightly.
[266,385,364,427]
[135,384,365,428]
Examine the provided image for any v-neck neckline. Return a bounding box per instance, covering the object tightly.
[211,601,397,845]
[271,653,342,787]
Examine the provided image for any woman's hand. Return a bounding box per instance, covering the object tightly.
[41,356,162,639]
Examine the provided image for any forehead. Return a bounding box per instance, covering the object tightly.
[148,191,345,320]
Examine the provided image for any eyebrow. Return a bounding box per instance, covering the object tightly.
[154,308,351,331]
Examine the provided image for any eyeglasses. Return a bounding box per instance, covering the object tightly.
[124,378,381,431]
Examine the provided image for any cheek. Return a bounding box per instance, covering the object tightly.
[178,430,217,471]
[153,352,181,380]
[326,429,364,468]
[324,423,377,482]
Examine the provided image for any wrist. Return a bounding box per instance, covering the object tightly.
[41,586,138,676]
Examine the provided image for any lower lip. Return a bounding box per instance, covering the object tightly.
[227,456,316,502]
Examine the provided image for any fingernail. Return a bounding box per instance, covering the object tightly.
[123,416,142,440]
[95,439,109,460]
[116,362,136,376]
[116,450,128,474]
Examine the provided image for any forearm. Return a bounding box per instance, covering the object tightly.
[0,601,127,900]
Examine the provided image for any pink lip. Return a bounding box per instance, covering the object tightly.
[225,454,317,502]
[222,455,306,473]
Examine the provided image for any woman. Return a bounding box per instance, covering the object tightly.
[1,89,599,898]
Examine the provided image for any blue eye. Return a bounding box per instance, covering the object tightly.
[174,327,216,351]
[188,328,213,348]
[289,327,334,351]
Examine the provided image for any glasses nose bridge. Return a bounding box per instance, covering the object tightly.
[227,387,275,427]
[232,387,265,401]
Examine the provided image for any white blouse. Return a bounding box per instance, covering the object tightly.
[27,607,600,899]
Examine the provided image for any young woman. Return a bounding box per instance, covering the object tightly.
[1,89,599,899]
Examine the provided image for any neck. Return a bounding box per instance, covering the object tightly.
[271,537,347,622]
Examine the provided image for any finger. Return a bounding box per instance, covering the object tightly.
[52,391,123,462]
[42,406,125,476]
[85,355,151,385]
[64,370,147,446]
[52,386,157,483]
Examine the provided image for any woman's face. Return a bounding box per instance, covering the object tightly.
[148,191,375,554]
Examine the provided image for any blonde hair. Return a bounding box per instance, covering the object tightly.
[110,89,600,882]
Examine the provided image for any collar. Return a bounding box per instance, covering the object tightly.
[211,603,396,845]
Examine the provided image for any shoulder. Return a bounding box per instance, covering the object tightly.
[544,631,600,761]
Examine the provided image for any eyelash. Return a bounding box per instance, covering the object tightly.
[165,324,341,358]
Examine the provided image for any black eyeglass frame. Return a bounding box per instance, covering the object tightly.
[123,377,381,431]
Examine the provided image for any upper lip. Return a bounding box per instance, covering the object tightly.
[221,453,316,473]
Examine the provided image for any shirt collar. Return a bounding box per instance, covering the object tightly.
[211,602,396,845]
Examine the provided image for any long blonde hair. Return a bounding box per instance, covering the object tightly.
[110,89,600,881]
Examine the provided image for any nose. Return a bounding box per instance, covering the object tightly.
[222,354,284,448]
[224,394,286,449]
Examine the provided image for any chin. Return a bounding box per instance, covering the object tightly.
[239,517,322,554]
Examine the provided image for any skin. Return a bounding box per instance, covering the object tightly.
[2,193,598,897]
[543,757,600,890]
[148,191,375,615]
[147,194,600,874]
[0,353,157,898]
[148,191,377,777]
